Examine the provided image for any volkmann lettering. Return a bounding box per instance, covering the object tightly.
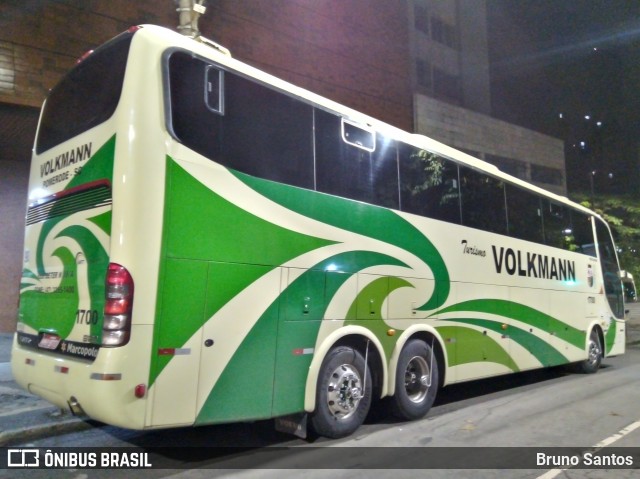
[492,245,575,282]
[40,143,92,178]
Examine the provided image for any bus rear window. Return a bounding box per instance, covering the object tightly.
[36,31,134,154]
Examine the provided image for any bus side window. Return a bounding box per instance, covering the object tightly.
[570,211,596,256]
[168,51,315,190]
[168,52,222,159]
[222,73,314,188]
[398,145,461,224]
[459,165,507,234]
[542,200,571,249]
[505,184,543,243]
[315,109,398,209]
[595,218,624,318]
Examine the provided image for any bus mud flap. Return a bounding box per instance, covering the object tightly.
[275,413,308,439]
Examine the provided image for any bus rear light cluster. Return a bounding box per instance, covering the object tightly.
[102,263,134,347]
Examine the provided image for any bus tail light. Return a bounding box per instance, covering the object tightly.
[102,263,134,347]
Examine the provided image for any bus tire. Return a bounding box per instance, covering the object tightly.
[310,346,372,439]
[391,339,439,420]
[578,329,603,374]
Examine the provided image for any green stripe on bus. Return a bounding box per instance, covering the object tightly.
[345,276,412,361]
[19,247,79,339]
[436,325,519,372]
[605,319,617,354]
[433,299,586,349]
[231,170,451,312]
[448,318,568,367]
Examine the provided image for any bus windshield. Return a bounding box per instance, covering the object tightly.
[35,30,134,154]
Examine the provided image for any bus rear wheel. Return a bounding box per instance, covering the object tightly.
[392,339,439,420]
[310,346,372,439]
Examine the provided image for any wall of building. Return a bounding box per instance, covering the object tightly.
[457,0,491,115]
[408,0,565,196]
[409,0,491,115]
[414,94,567,195]
[201,1,413,131]
[0,0,413,332]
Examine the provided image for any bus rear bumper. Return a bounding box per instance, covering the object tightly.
[10,332,150,430]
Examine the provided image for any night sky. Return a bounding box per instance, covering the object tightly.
[487,0,640,196]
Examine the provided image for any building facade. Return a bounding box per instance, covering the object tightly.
[409,0,566,195]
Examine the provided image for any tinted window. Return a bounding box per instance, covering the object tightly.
[168,51,314,188]
[37,31,134,153]
[315,109,399,208]
[542,200,572,249]
[595,219,624,318]
[505,184,543,243]
[399,145,460,223]
[570,211,595,256]
[221,73,314,187]
[460,166,506,234]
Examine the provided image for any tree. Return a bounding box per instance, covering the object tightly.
[572,192,640,285]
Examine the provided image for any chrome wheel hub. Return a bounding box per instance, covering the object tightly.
[404,355,430,403]
[326,364,363,420]
[588,338,601,366]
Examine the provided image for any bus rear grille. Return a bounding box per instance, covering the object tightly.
[26,184,112,225]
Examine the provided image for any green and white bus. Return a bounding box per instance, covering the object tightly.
[12,25,626,439]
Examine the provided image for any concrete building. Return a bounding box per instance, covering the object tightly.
[0,1,566,331]
[409,0,566,195]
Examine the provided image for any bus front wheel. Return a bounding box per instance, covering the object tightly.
[391,339,439,420]
[310,346,372,439]
[578,329,603,374]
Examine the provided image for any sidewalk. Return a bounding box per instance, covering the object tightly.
[1,305,639,446]
[0,332,92,446]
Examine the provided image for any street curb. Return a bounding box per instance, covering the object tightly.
[0,416,94,446]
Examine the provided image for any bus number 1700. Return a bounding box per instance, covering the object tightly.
[76,309,99,325]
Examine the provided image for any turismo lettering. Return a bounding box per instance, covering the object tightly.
[492,246,575,282]
[461,239,486,257]
[40,143,92,178]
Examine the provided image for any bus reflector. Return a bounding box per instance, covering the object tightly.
[134,384,146,398]
[102,263,134,347]
[90,373,122,381]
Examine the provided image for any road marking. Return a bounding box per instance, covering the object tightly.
[0,404,53,417]
[536,420,640,479]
